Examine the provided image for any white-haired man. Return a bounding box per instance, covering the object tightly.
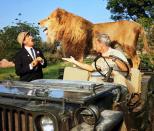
[62,33,130,82]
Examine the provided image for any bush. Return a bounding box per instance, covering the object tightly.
[140,54,154,69]
[44,52,63,64]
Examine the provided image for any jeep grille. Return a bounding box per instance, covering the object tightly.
[0,107,34,131]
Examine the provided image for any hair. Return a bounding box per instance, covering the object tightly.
[96,33,111,46]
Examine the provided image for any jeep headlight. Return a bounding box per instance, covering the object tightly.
[82,105,100,125]
[40,116,54,131]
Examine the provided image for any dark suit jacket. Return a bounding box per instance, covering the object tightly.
[15,47,47,82]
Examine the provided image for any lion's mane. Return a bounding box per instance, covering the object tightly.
[48,8,93,61]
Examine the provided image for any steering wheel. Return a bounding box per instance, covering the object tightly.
[109,55,130,78]
[94,53,113,82]
[94,54,130,82]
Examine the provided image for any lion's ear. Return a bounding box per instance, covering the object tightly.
[94,31,100,35]
[54,8,66,22]
[56,14,62,23]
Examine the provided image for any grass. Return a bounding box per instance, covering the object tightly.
[0,62,70,81]
[43,62,69,79]
[0,58,93,81]
[0,67,18,80]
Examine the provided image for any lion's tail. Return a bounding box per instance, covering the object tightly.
[140,26,154,54]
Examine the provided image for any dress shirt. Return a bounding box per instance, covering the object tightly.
[24,46,36,60]
[24,46,36,70]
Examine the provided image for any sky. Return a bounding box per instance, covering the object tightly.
[0,0,112,40]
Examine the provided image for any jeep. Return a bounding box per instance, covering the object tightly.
[0,56,153,131]
[0,78,129,131]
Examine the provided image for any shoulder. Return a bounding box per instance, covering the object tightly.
[34,48,43,55]
[110,48,120,53]
[109,48,128,62]
[110,48,125,56]
[15,48,26,60]
[34,47,42,52]
[15,48,25,55]
[34,47,44,52]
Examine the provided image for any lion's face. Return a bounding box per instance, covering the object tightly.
[39,15,56,43]
[39,8,68,44]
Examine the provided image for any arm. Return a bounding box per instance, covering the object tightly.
[15,53,32,76]
[36,50,47,68]
[108,49,130,72]
[112,58,130,72]
[62,56,94,72]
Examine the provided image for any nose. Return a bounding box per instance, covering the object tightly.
[38,22,40,25]
[93,44,96,50]
[43,28,48,32]
[93,46,96,50]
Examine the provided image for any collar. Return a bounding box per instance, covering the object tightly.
[24,46,33,50]
[102,47,112,56]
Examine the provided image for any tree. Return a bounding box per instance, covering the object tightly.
[0,22,41,61]
[106,0,154,26]
[106,0,154,66]
[106,0,154,42]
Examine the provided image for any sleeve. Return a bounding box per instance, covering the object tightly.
[112,50,128,64]
[37,49,47,68]
[92,58,114,71]
[14,52,31,76]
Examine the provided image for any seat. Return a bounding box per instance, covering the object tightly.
[113,68,142,93]
[63,67,90,81]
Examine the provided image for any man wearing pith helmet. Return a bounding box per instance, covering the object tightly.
[14,31,47,82]
[17,32,29,46]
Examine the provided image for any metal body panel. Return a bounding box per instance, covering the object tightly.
[0,79,127,131]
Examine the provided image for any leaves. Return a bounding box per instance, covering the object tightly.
[106,0,154,23]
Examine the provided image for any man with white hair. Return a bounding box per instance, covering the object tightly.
[62,33,130,82]
[15,31,47,82]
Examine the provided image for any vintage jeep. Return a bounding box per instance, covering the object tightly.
[0,78,129,131]
[0,56,153,131]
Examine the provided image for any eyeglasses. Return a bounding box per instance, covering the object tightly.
[23,32,33,42]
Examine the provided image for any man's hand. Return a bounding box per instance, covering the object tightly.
[31,59,38,67]
[62,56,76,63]
[36,57,43,63]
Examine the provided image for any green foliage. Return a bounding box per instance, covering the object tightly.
[106,0,154,26]
[106,0,154,51]
[140,53,154,69]
[0,67,19,80]
[40,41,64,64]
[43,62,68,79]
[137,18,153,28]
[147,25,154,46]
[44,52,63,64]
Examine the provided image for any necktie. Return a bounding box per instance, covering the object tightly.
[30,48,35,59]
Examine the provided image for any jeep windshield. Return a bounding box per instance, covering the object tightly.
[0,79,119,104]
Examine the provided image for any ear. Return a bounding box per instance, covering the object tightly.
[54,8,66,22]
[94,30,100,36]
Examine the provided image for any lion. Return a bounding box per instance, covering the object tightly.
[39,8,153,68]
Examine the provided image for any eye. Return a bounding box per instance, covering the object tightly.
[47,17,50,20]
